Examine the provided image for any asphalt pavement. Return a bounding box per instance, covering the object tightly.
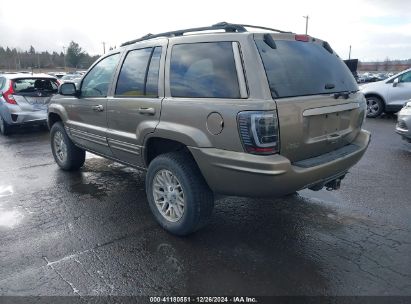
[0,116,410,297]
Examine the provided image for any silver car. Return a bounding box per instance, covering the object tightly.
[0,73,59,135]
[396,100,411,142]
[360,68,411,118]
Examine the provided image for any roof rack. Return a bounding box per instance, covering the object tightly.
[120,22,292,47]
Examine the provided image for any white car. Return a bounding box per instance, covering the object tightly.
[396,101,411,143]
[360,68,411,118]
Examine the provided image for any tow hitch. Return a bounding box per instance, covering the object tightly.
[308,174,345,191]
[325,178,341,191]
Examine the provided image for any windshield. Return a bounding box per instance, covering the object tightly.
[255,38,358,98]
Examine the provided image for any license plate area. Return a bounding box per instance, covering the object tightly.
[305,110,352,139]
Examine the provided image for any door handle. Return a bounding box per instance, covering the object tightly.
[138,107,155,115]
[92,105,104,112]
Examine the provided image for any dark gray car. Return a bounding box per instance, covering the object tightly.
[0,73,59,135]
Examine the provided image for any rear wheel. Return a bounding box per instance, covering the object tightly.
[50,122,85,170]
[0,115,11,135]
[366,96,384,118]
[146,152,214,236]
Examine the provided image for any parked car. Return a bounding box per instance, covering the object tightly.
[395,100,411,142]
[48,72,66,79]
[59,74,81,83]
[48,22,370,235]
[0,73,58,135]
[360,68,411,118]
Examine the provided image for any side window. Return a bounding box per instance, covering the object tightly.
[146,47,162,96]
[400,71,411,83]
[170,42,240,98]
[0,77,5,90]
[115,46,162,97]
[81,53,120,97]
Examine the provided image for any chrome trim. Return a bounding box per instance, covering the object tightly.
[232,42,248,99]
[303,103,360,117]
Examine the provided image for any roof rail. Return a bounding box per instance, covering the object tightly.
[120,22,291,47]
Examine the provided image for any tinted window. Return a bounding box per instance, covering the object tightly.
[170,42,240,98]
[81,53,120,97]
[255,38,358,98]
[146,47,162,96]
[116,48,151,96]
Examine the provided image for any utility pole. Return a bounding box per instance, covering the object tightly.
[63,46,67,71]
[303,15,309,34]
[348,45,352,60]
[102,42,106,54]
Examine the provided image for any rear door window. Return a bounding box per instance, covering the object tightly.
[170,42,240,98]
[115,46,162,97]
[255,37,358,98]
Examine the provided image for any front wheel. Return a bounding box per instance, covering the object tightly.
[50,122,85,170]
[146,152,214,236]
[366,96,384,118]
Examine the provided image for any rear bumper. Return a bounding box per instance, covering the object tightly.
[1,106,47,125]
[189,129,371,197]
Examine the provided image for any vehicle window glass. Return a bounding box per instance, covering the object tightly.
[115,48,152,96]
[12,78,58,93]
[400,71,411,83]
[170,42,240,98]
[0,77,5,89]
[255,38,358,98]
[145,46,162,97]
[81,53,120,97]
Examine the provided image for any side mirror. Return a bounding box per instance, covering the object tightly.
[59,82,77,96]
[393,78,399,87]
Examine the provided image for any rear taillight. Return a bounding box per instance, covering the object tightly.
[2,81,17,105]
[238,111,279,155]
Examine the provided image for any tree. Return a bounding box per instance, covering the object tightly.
[66,41,85,68]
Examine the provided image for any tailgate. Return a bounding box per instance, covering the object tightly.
[276,92,366,162]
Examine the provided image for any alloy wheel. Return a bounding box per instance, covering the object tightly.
[152,169,185,222]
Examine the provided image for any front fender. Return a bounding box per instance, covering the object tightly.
[48,103,69,127]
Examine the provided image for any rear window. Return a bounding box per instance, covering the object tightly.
[170,42,240,98]
[255,38,358,98]
[12,78,58,93]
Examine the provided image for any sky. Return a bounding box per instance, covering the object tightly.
[0,0,410,61]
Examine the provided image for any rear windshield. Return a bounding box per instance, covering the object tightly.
[255,38,358,98]
[12,78,58,93]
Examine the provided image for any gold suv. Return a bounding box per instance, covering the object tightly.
[48,23,370,235]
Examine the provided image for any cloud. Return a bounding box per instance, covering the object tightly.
[0,0,409,61]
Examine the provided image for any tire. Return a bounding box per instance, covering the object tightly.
[0,115,11,135]
[366,96,384,118]
[50,122,85,170]
[146,152,214,236]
